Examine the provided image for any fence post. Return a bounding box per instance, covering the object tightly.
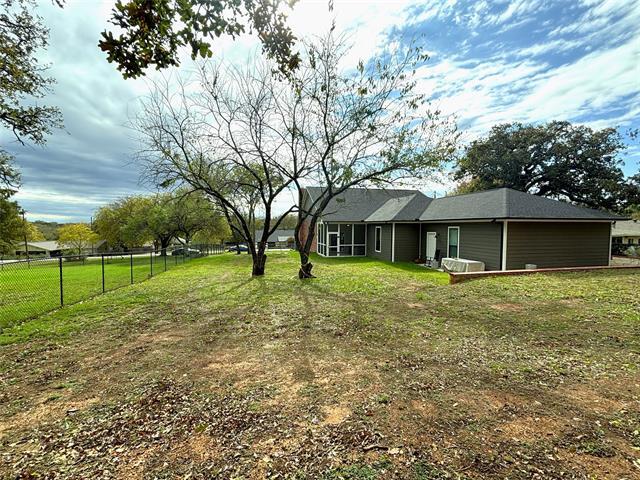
[59,257,64,307]
[130,253,133,284]
[101,255,105,293]
[150,251,153,277]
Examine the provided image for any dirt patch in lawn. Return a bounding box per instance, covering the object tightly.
[497,415,565,442]
[558,381,636,414]
[490,303,524,312]
[322,404,351,425]
[0,395,101,436]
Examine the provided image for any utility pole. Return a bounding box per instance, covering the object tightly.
[21,209,29,260]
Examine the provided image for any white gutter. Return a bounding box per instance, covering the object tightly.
[391,223,396,263]
[608,221,613,266]
[501,220,508,271]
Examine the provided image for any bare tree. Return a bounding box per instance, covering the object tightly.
[132,59,311,276]
[289,33,459,278]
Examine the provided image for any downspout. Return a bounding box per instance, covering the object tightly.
[501,220,508,271]
[608,221,613,266]
[391,223,396,263]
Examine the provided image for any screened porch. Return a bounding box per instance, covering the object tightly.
[317,222,367,257]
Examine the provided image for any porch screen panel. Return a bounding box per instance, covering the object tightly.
[340,224,353,255]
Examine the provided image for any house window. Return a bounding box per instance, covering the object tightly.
[448,226,460,258]
[375,226,382,252]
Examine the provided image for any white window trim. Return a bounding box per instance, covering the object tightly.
[447,226,460,258]
[375,226,382,253]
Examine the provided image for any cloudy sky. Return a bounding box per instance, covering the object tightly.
[3,0,639,222]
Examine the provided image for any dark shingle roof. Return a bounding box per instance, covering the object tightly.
[419,188,624,221]
[305,187,428,222]
[365,193,433,222]
[266,229,295,242]
[305,186,624,223]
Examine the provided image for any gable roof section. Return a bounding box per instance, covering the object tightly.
[266,229,295,242]
[365,193,433,222]
[419,188,624,222]
[305,187,428,222]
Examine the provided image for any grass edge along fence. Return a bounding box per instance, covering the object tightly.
[0,244,224,329]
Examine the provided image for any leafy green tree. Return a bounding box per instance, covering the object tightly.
[32,220,61,240]
[57,223,99,256]
[1,0,63,195]
[454,122,632,211]
[0,152,20,199]
[0,198,42,255]
[143,194,177,254]
[94,196,153,250]
[99,0,300,79]
[255,213,297,231]
[0,197,23,254]
[171,190,227,244]
[191,217,231,244]
[24,221,45,241]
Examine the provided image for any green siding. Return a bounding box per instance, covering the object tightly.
[393,224,420,262]
[366,224,392,261]
[506,222,611,269]
[420,222,502,271]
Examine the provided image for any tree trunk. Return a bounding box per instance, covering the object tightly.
[160,238,171,256]
[252,243,267,276]
[298,250,315,279]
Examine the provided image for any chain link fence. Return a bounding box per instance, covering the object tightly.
[0,244,224,329]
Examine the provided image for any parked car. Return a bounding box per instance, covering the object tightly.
[171,247,201,256]
[227,243,249,253]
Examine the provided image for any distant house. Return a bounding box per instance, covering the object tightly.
[266,229,295,249]
[612,220,640,244]
[611,220,640,253]
[14,241,64,257]
[298,187,626,271]
[14,240,107,257]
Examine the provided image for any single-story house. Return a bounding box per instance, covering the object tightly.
[298,187,626,271]
[14,240,65,257]
[265,229,295,248]
[611,220,640,256]
[611,220,640,245]
[14,240,107,257]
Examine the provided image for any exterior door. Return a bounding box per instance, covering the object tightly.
[328,232,338,256]
[425,232,437,259]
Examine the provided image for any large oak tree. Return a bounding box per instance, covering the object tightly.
[454,121,636,212]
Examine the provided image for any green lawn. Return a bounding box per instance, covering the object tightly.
[0,253,191,329]
[0,252,638,478]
